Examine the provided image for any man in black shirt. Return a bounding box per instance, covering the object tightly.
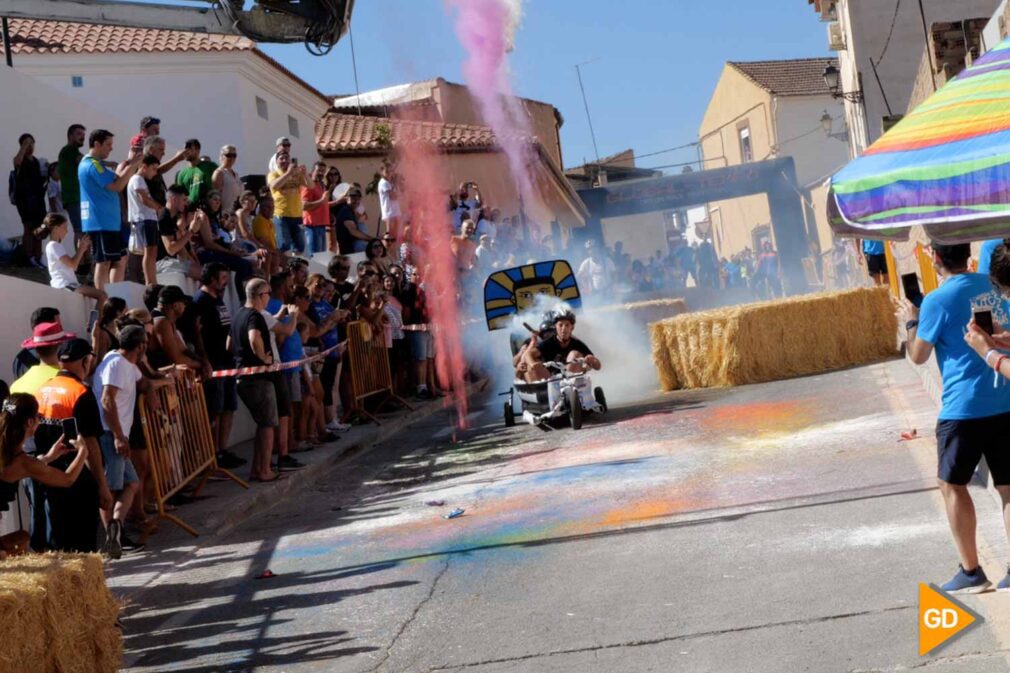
[156,184,202,279]
[34,339,111,552]
[518,310,601,383]
[192,262,244,469]
[231,278,281,482]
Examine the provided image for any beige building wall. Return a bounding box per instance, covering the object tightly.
[699,65,775,257]
[600,212,669,262]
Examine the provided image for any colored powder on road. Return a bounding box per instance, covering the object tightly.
[699,399,815,435]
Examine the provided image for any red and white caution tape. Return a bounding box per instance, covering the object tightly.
[210,341,345,378]
[402,324,432,332]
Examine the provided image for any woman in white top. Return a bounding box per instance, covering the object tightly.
[213,145,244,212]
[36,213,106,309]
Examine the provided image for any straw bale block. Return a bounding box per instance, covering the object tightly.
[0,553,121,673]
[649,287,898,391]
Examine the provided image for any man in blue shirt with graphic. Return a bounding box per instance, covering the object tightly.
[78,130,142,292]
[902,242,1010,594]
[860,238,887,286]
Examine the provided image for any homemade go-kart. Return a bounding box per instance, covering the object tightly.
[483,260,607,430]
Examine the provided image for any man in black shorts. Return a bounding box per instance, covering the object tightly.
[518,310,601,382]
[231,278,281,483]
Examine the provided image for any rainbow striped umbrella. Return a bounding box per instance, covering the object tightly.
[830,38,1010,243]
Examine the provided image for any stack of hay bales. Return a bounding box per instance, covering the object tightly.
[650,286,898,391]
[589,298,689,329]
[0,553,121,673]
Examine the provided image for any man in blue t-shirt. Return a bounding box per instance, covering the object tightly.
[976,238,1002,275]
[78,130,143,292]
[902,242,1010,594]
[860,238,887,286]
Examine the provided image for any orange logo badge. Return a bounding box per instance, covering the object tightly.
[919,583,983,656]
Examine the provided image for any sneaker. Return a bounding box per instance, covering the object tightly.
[216,450,247,469]
[291,442,315,453]
[997,566,1010,592]
[28,256,44,269]
[276,455,305,470]
[105,520,122,560]
[317,431,339,443]
[415,388,434,400]
[326,419,352,433]
[941,564,991,594]
[120,534,146,555]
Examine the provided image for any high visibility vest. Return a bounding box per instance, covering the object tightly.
[35,374,88,426]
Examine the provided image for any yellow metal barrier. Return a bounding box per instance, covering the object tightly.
[916,243,940,295]
[345,320,411,424]
[884,242,900,298]
[140,369,247,537]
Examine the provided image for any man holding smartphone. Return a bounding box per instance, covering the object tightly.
[900,242,1010,594]
[34,338,111,553]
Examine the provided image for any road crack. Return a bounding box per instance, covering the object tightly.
[424,605,915,671]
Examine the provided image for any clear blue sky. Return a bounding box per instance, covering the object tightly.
[256,0,832,172]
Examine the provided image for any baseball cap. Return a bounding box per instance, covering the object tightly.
[21,322,75,349]
[158,285,192,305]
[275,136,291,147]
[141,116,160,129]
[57,338,93,363]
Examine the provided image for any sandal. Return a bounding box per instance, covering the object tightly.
[250,472,287,483]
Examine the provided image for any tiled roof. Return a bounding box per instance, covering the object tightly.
[4,19,254,54]
[728,58,838,96]
[316,112,529,154]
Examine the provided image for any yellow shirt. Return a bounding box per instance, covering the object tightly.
[10,364,59,395]
[267,170,303,218]
[252,215,277,250]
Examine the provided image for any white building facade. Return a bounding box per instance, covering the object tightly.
[810,0,997,157]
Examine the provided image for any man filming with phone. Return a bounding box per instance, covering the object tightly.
[899,242,1010,594]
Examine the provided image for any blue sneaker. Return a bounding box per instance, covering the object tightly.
[941,565,991,594]
[997,566,1010,592]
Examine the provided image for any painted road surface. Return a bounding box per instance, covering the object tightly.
[112,359,1010,672]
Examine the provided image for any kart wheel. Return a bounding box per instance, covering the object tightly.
[594,387,608,413]
[566,387,583,430]
[504,401,515,427]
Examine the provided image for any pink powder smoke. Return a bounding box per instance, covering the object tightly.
[448,0,536,207]
[394,131,469,424]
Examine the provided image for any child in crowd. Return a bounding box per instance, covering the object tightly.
[36,213,106,309]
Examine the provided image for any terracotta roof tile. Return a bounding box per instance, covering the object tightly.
[728,58,838,96]
[4,19,254,54]
[315,112,530,154]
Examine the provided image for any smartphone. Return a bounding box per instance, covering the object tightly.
[292,157,299,166]
[61,417,78,441]
[87,308,99,334]
[975,309,995,336]
[901,273,924,308]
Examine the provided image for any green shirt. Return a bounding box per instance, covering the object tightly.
[175,160,218,206]
[57,143,83,205]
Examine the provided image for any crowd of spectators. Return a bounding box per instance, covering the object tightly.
[2,113,597,560]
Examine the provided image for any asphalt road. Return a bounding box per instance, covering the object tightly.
[115,359,1010,672]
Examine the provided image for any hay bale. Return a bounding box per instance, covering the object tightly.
[649,287,898,391]
[0,553,121,673]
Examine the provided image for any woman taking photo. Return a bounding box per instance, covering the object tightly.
[0,393,88,507]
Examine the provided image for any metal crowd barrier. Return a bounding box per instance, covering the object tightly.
[140,368,247,537]
[344,320,411,424]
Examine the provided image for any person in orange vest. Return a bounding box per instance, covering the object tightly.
[33,338,112,553]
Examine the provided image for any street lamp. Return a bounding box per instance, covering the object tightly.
[822,64,864,103]
[820,110,849,143]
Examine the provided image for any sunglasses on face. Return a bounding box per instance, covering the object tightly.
[256,291,271,297]
[224,153,237,158]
